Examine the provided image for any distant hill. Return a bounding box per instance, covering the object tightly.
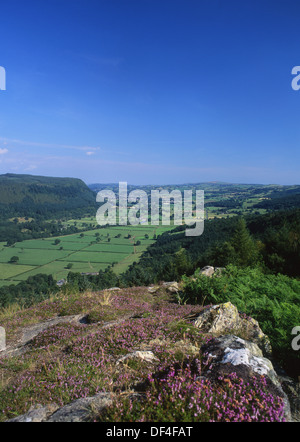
[89,182,300,215]
[253,190,300,211]
[0,173,97,219]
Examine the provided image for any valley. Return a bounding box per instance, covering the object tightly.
[0,224,173,287]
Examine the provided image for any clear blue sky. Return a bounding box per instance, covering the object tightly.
[0,0,300,185]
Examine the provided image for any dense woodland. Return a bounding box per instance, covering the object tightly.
[0,274,58,308]
[119,208,300,285]
[0,174,96,209]
[0,173,97,243]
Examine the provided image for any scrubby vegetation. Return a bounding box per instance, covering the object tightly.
[181,265,300,376]
[0,288,287,422]
[101,367,285,422]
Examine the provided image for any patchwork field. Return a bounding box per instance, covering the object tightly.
[0,225,174,286]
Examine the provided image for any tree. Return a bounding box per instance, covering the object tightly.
[174,248,189,276]
[230,218,260,267]
[215,241,236,266]
[9,256,19,263]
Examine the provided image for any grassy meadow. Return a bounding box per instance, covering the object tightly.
[0,224,173,286]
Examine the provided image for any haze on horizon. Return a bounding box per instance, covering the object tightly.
[0,0,300,186]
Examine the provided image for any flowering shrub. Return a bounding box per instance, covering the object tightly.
[100,363,285,422]
[0,287,286,422]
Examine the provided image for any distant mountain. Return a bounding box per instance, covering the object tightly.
[0,173,97,219]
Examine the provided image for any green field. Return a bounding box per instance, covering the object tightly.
[0,263,36,279]
[0,224,174,286]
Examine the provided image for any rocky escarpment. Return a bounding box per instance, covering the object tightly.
[0,283,298,422]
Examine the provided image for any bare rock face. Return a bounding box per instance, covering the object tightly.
[194,302,240,334]
[7,392,113,423]
[148,282,180,294]
[116,350,159,365]
[47,392,113,422]
[148,286,160,294]
[202,335,276,382]
[165,282,179,293]
[21,314,88,344]
[7,404,60,422]
[193,302,272,357]
[0,326,5,352]
[198,266,215,277]
[201,335,292,422]
[0,314,88,359]
[279,375,300,422]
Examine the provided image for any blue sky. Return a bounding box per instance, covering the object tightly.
[0,0,300,185]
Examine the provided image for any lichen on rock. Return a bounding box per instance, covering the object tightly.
[193,302,272,356]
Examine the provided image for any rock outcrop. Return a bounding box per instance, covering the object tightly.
[47,392,113,422]
[163,281,180,293]
[193,302,272,356]
[196,266,225,277]
[7,404,60,422]
[148,281,180,294]
[1,285,297,423]
[116,350,159,366]
[198,265,215,277]
[201,335,291,422]
[7,393,113,423]
[1,314,87,358]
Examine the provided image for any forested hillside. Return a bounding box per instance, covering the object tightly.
[0,174,98,243]
[120,208,300,285]
[0,173,97,219]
